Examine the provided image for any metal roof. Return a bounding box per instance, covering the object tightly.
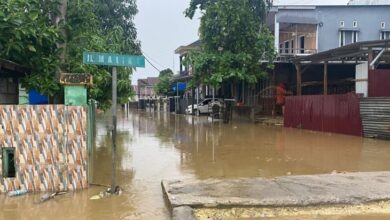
[273,0,349,6]
[273,0,390,6]
[292,39,390,63]
[175,40,201,55]
[348,0,390,5]
[0,59,30,77]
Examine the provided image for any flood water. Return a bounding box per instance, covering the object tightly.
[1,110,390,220]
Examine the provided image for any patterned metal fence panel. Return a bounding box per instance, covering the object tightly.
[0,105,88,193]
[360,97,390,140]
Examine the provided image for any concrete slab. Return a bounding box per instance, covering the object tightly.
[162,172,390,209]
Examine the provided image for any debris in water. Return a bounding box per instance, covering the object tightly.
[39,191,67,203]
[8,189,28,197]
[90,186,123,200]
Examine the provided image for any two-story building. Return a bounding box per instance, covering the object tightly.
[137,77,159,100]
[174,0,390,118]
[271,0,390,57]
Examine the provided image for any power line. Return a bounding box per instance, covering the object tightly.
[143,55,161,72]
[142,51,166,69]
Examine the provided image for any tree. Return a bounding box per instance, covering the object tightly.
[0,0,62,96]
[0,0,140,110]
[185,0,275,87]
[155,69,174,96]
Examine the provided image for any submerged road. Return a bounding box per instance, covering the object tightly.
[1,110,390,219]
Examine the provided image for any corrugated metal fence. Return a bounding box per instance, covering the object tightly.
[284,94,362,136]
[360,97,390,140]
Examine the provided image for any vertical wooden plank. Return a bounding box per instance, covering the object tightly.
[296,64,302,96]
[324,61,328,95]
[368,47,374,70]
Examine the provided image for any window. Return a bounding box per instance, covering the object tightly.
[353,21,358,28]
[279,43,283,54]
[340,30,359,46]
[339,31,345,46]
[381,22,386,29]
[299,36,305,54]
[340,21,345,27]
[2,148,16,178]
[381,31,390,40]
[291,40,295,54]
[284,41,289,54]
[352,31,358,43]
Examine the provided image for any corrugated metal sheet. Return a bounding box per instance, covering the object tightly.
[348,0,390,5]
[360,97,390,139]
[274,0,349,6]
[284,94,362,136]
[368,69,390,97]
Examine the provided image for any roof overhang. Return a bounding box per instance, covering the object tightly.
[0,59,30,77]
[292,39,390,64]
[175,40,201,55]
[171,74,193,83]
[277,16,319,24]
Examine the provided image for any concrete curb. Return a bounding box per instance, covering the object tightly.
[162,172,390,209]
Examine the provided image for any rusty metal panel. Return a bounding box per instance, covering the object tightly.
[360,97,390,140]
[368,69,390,97]
[284,94,362,136]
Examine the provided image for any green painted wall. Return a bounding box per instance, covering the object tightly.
[64,86,87,106]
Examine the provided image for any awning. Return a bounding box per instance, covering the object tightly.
[277,16,319,24]
[292,39,390,63]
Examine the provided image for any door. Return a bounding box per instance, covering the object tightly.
[198,99,211,113]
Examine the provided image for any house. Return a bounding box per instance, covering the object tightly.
[0,59,30,105]
[174,1,390,123]
[137,77,159,99]
[270,0,390,57]
[270,0,390,138]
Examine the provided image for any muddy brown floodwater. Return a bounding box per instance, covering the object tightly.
[1,110,390,220]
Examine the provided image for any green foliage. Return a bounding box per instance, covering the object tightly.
[185,0,276,86]
[155,69,173,96]
[65,0,140,110]
[0,0,140,110]
[0,0,62,96]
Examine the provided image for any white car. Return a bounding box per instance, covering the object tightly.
[185,98,224,115]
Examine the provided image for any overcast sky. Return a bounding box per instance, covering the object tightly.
[132,0,361,85]
[133,0,200,85]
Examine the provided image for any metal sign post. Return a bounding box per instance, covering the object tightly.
[111,67,117,193]
[83,52,145,194]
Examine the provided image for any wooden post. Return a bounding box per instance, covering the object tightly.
[296,64,302,96]
[324,61,328,95]
[368,47,374,70]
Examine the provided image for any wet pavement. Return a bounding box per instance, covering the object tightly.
[1,110,390,219]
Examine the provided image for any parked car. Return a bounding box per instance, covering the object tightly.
[185,98,224,115]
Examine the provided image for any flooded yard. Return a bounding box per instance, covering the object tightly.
[1,110,390,219]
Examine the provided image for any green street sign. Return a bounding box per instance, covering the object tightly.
[83,52,145,67]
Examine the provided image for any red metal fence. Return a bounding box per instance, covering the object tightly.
[284,94,362,136]
[368,69,390,97]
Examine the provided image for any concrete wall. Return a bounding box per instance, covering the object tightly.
[0,105,88,193]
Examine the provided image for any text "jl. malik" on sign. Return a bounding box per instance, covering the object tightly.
[83,52,145,68]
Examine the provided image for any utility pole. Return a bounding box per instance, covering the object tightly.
[111,67,117,193]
